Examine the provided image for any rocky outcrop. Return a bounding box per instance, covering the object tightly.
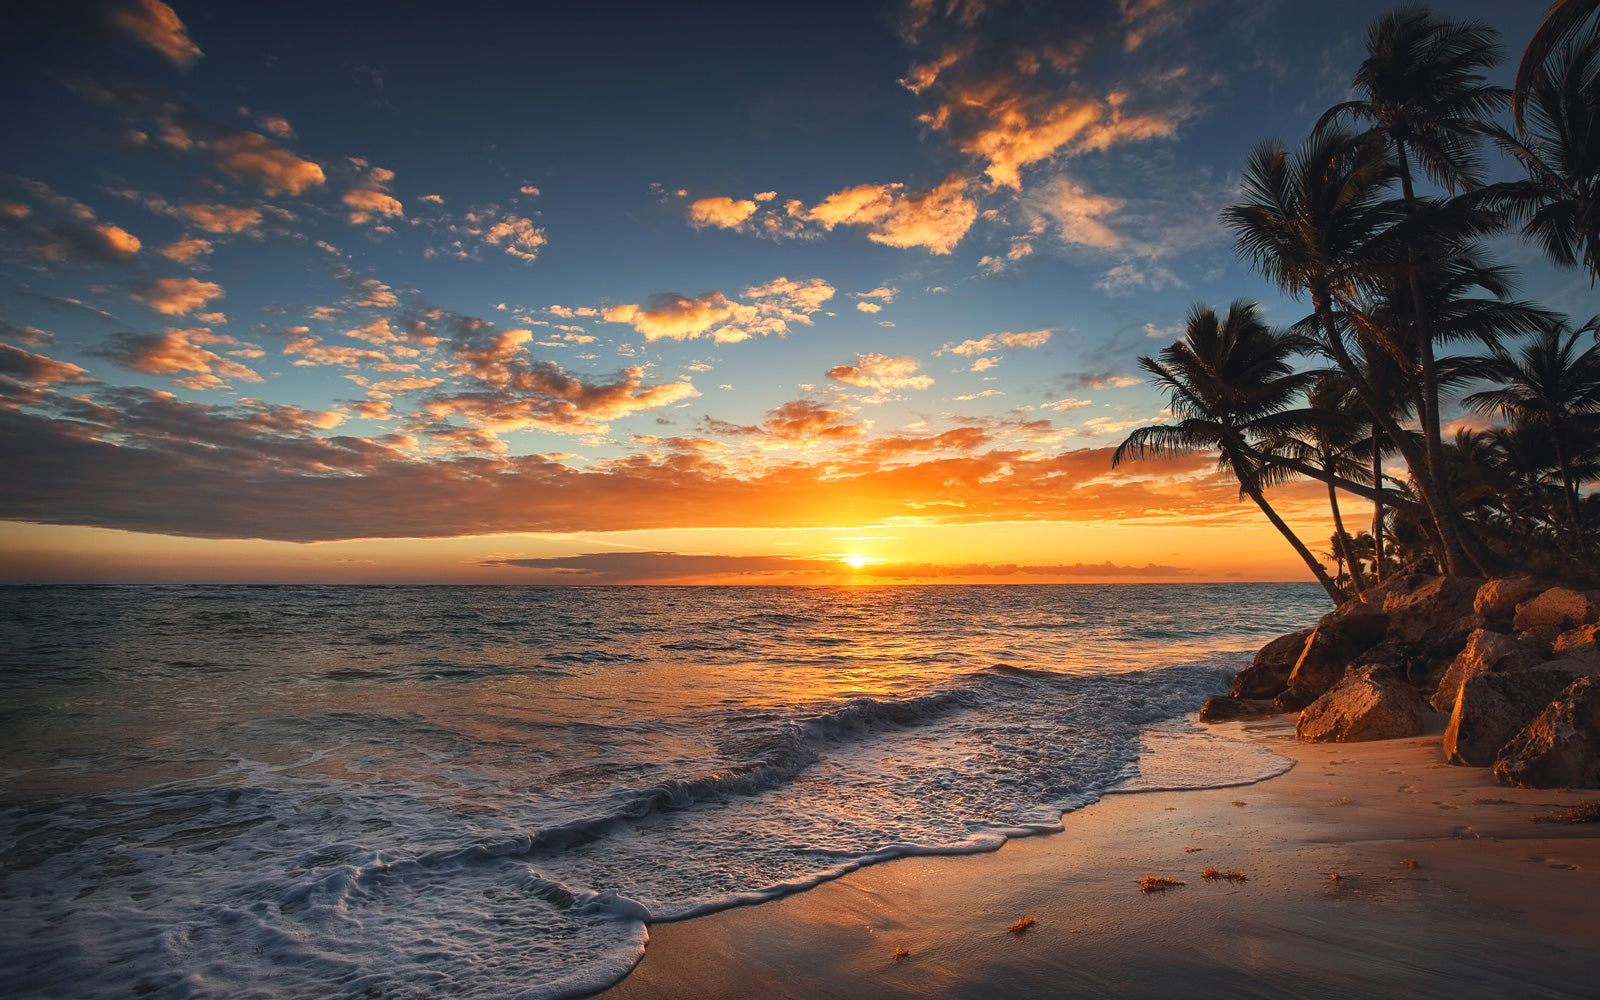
[1512,587,1600,632]
[1285,604,1390,704]
[1473,576,1547,620]
[1199,696,1278,722]
[1493,676,1600,789]
[1554,624,1600,660]
[1380,575,1482,643]
[1428,629,1544,714]
[1231,628,1313,699]
[1296,666,1430,743]
[1444,667,1593,767]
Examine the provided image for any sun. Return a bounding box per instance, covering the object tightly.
[839,554,873,569]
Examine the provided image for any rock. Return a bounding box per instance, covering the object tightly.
[1199,696,1278,722]
[1274,688,1316,712]
[1494,676,1600,789]
[1231,628,1313,699]
[1429,629,1544,714]
[1513,587,1599,632]
[1516,624,1562,657]
[1296,665,1430,743]
[1554,624,1600,659]
[1380,575,1482,643]
[1444,667,1593,767]
[1474,575,1547,619]
[1285,604,1391,703]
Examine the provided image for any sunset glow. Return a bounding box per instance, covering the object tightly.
[0,0,1566,585]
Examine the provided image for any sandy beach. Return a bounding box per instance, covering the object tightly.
[600,715,1600,999]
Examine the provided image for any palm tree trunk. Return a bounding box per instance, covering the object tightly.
[1372,432,1385,581]
[1242,482,1345,605]
[1327,475,1365,593]
[1554,436,1590,553]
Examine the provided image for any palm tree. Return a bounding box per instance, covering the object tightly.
[1112,301,1345,604]
[1223,126,1481,576]
[1318,6,1508,574]
[1494,25,1600,281]
[1463,319,1600,551]
[1277,374,1373,591]
[1513,0,1599,130]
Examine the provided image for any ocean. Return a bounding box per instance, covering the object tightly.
[0,583,1324,999]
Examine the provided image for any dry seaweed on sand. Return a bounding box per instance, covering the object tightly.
[1009,916,1036,934]
[1200,867,1247,881]
[892,946,910,962]
[1138,876,1185,892]
[1531,802,1600,824]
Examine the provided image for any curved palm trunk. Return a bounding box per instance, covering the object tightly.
[1554,437,1590,553]
[1372,432,1385,581]
[1242,481,1345,605]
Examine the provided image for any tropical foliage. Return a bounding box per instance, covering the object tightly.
[1117,3,1600,603]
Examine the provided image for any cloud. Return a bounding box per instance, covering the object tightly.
[0,320,54,347]
[178,202,263,234]
[1033,175,1124,248]
[805,176,977,254]
[95,327,264,386]
[860,559,1191,579]
[602,277,834,343]
[936,328,1051,356]
[109,0,203,69]
[1061,371,1141,390]
[421,364,701,439]
[0,344,94,387]
[759,399,866,442]
[421,203,546,262]
[485,551,843,583]
[484,214,544,260]
[826,353,934,393]
[32,221,141,264]
[131,277,223,316]
[343,161,404,225]
[208,130,325,196]
[161,237,213,262]
[255,115,295,139]
[689,196,759,230]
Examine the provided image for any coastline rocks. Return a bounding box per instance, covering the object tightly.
[1512,587,1599,632]
[1199,696,1278,722]
[1296,665,1430,743]
[1444,667,1592,767]
[1474,575,1546,620]
[1285,604,1391,704]
[1494,676,1600,789]
[1554,624,1600,660]
[1428,629,1543,714]
[1380,575,1482,643]
[1231,628,1313,699]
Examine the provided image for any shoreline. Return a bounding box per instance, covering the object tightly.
[597,714,1600,999]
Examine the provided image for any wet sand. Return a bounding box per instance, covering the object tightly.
[598,716,1600,999]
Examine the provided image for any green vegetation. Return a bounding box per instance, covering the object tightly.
[1117,2,1600,597]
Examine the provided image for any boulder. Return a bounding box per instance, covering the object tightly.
[1380,575,1482,643]
[1474,575,1547,620]
[1443,667,1593,767]
[1231,628,1313,699]
[1296,666,1430,743]
[1199,696,1278,722]
[1494,676,1600,789]
[1554,624,1600,659]
[1285,604,1391,703]
[1429,629,1544,714]
[1516,624,1562,657]
[1513,587,1599,632]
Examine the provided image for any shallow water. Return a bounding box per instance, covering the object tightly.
[0,583,1322,999]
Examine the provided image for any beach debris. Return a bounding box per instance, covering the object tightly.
[1473,796,1513,805]
[1326,796,1354,807]
[1532,801,1600,824]
[1200,867,1247,882]
[1009,916,1036,934]
[1138,876,1185,893]
[892,946,910,962]
[1231,800,1246,807]
[1184,847,1202,853]
[1402,858,1419,869]
[1328,872,1342,881]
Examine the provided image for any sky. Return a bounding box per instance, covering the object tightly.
[0,0,1584,585]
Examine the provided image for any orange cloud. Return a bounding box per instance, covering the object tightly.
[96,327,263,385]
[421,364,701,438]
[805,176,977,254]
[0,344,94,390]
[161,237,213,262]
[132,277,224,316]
[210,131,325,196]
[937,328,1052,355]
[108,0,202,69]
[826,353,934,393]
[33,221,141,263]
[343,162,403,225]
[689,196,759,229]
[179,202,263,234]
[602,277,834,343]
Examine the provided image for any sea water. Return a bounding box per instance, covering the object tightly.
[0,583,1323,999]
